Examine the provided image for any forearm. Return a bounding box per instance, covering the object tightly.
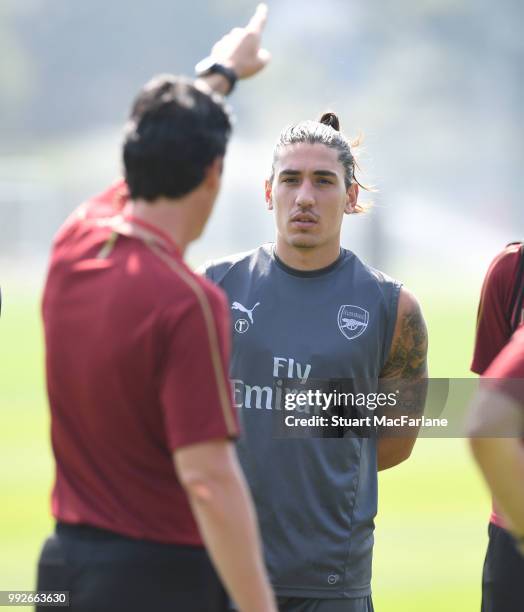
[470,437,524,534]
[186,464,275,612]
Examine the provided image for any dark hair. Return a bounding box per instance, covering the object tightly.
[270,112,369,213]
[123,75,232,201]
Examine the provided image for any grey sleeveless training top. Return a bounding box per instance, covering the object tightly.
[203,244,401,599]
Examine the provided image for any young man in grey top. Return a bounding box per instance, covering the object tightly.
[201,112,428,612]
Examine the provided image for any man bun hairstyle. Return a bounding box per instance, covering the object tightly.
[270,110,370,213]
[319,111,340,132]
[123,75,232,202]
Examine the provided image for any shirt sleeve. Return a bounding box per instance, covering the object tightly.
[482,329,524,407]
[471,248,520,374]
[159,284,239,451]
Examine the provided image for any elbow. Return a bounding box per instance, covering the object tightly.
[177,458,238,507]
[393,445,414,465]
[177,463,226,505]
[174,440,239,506]
[179,472,216,506]
[378,443,415,471]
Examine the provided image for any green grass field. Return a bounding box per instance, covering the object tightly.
[0,281,491,611]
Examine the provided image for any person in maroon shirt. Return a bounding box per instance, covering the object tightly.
[468,242,524,612]
[37,6,276,612]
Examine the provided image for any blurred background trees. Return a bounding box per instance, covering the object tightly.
[0,0,522,271]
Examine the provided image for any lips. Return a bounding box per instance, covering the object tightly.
[290,212,318,224]
[290,212,318,231]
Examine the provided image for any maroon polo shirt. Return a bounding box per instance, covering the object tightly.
[42,180,238,545]
[471,243,524,375]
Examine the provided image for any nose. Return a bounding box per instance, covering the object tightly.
[295,181,315,208]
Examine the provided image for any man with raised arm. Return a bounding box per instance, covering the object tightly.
[202,113,428,612]
[37,6,276,612]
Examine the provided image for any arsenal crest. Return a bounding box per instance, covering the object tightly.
[337,305,369,341]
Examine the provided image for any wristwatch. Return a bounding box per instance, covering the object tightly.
[194,57,238,95]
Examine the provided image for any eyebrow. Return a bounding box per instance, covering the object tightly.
[279,169,338,178]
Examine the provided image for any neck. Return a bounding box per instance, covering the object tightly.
[123,195,198,255]
[274,237,341,271]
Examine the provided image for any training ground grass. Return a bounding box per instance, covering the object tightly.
[0,284,489,611]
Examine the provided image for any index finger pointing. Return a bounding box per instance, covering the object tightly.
[246,3,268,34]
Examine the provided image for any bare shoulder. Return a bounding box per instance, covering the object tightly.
[380,287,428,379]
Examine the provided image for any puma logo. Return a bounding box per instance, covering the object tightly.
[231,301,260,324]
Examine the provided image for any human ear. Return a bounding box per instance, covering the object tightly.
[344,183,359,214]
[265,179,273,210]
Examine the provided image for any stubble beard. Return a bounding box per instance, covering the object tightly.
[288,234,318,249]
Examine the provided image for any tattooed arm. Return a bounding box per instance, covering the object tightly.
[377,287,428,471]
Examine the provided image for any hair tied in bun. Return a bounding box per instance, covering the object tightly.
[319,112,340,132]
